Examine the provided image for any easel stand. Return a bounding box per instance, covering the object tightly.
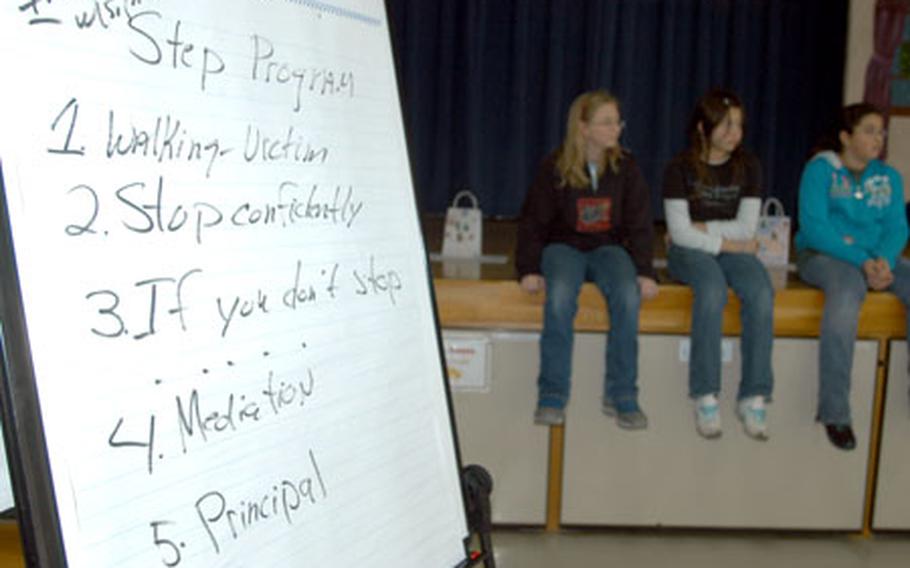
[462,464,495,567]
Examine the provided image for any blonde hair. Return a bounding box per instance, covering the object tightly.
[555,90,624,189]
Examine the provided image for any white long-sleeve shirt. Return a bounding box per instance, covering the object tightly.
[661,151,763,254]
[664,197,761,254]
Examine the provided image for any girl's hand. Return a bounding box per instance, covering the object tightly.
[863,259,893,290]
[874,257,892,278]
[638,277,659,300]
[721,238,758,254]
[520,274,546,294]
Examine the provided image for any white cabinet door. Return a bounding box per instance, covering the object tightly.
[562,335,877,529]
[448,330,549,525]
[874,341,910,530]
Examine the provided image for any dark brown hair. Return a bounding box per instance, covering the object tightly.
[685,88,747,185]
[811,102,883,155]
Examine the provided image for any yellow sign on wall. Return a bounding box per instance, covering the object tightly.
[442,333,491,392]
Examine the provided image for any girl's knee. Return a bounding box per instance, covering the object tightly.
[692,275,729,311]
[608,280,641,312]
[744,282,774,317]
[545,285,579,313]
[826,296,862,327]
[826,273,867,306]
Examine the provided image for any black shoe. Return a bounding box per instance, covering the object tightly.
[825,424,856,451]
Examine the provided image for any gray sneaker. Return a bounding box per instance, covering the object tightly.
[602,399,649,430]
[694,394,722,439]
[736,396,769,441]
[534,406,565,426]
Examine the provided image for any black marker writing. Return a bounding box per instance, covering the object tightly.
[243,123,328,166]
[277,182,363,228]
[111,176,363,244]
[133,268,201,339]
[262,368,315,415]
[49,98,86,155]
[19,0,61,25]
[195,449,327,554]
[107,110,230,177]
[129,14,225,92]
[73,0,151,30]
[149,520,182,567]
[216,288,269,337]
[250,34,354,113]
[108,415,155,474]
[353,255,403,305]
[175,389,262,452]
[65,184,100,235]
[175,367,315,453]
[282,260,318,310]
[85,268,201,340]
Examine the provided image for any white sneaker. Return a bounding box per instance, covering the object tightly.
[737,396,769,441]
[694,394,722,439]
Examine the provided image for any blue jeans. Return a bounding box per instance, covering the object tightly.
[797,251,910,425]
[667,245,775,400]
[537,244,641,409]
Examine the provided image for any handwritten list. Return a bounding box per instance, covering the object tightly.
[0,1,468,566]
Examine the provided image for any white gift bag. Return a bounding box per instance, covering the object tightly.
[755,197,791,288]
[441,190,482,259]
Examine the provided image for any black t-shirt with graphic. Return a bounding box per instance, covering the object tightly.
[515,151,655,279]
[662,151,762,221]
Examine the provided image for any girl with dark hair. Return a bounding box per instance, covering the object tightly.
[662,89,774,441]
[795,102,910,451]
[516,90,657,429]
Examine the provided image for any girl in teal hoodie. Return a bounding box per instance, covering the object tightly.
[796,102,910,451]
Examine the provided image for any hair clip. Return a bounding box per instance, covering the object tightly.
[722,97,731,106]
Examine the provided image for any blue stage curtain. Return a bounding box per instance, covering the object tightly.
[387,0,848,220]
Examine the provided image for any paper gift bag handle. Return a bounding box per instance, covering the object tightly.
[761,197,786,217]
[451,190,480,210]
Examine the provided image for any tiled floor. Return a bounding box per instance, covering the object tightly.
[485,528,910,568]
